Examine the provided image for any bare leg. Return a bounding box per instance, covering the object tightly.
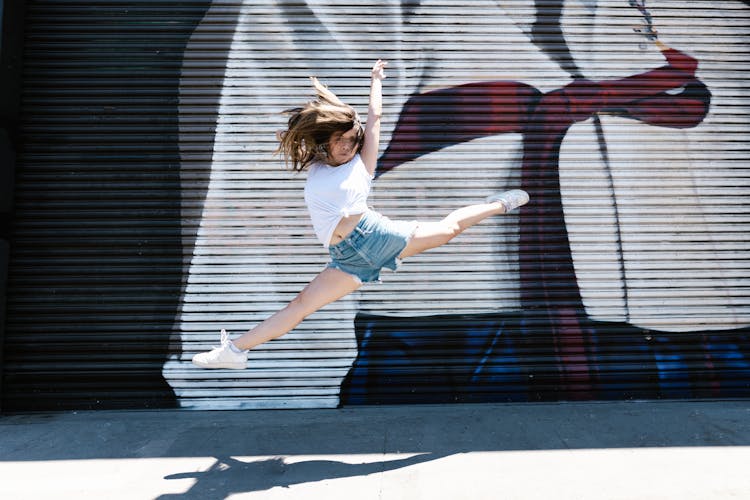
[232,267,361,351]
[399,200,509,259]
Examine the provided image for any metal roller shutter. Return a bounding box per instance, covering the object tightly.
[4,0,750,410]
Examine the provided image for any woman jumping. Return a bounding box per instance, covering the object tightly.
[192,59,529,369]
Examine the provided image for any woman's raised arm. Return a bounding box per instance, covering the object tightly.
[360,59,387,176]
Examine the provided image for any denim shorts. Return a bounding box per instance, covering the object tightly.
[328,210,418,283]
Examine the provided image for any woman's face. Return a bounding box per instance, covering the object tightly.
[326,126,360,166]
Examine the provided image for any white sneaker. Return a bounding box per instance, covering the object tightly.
[486,189,529,213]
[191,329,247,369]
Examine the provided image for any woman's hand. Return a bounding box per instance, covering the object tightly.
[372,59,388,81]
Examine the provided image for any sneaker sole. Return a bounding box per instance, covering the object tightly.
[191,360,246,370]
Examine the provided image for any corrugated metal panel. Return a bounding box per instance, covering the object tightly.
[3,1,213,410]
[4,0,750,410]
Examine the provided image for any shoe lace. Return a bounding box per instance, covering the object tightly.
[209,329,231,350]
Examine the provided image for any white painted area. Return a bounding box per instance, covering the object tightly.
[561,1,750,331]
[166,0,568,408]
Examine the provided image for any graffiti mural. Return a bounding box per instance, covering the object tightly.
[343,14,743,403]
[165,0,750,408]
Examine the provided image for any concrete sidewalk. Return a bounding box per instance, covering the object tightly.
[2,400,750,500]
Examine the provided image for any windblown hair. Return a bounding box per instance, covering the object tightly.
[276,77,364,172]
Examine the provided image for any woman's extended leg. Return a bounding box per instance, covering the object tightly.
[399,189,528,259]
[232,267,361,350]
[192,267,361,368]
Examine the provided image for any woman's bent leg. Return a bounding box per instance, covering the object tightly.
[232,267,362,351]
[398,202,504,259]
[399,190,528,259]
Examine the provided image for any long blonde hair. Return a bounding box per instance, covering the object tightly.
[276,77,364,172]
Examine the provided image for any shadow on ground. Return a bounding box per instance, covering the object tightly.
[2,401,750,498]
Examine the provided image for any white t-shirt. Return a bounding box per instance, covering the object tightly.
[304,154,373,248]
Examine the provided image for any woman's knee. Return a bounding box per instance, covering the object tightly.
[441,219,463,240]
[286,292,318,320]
